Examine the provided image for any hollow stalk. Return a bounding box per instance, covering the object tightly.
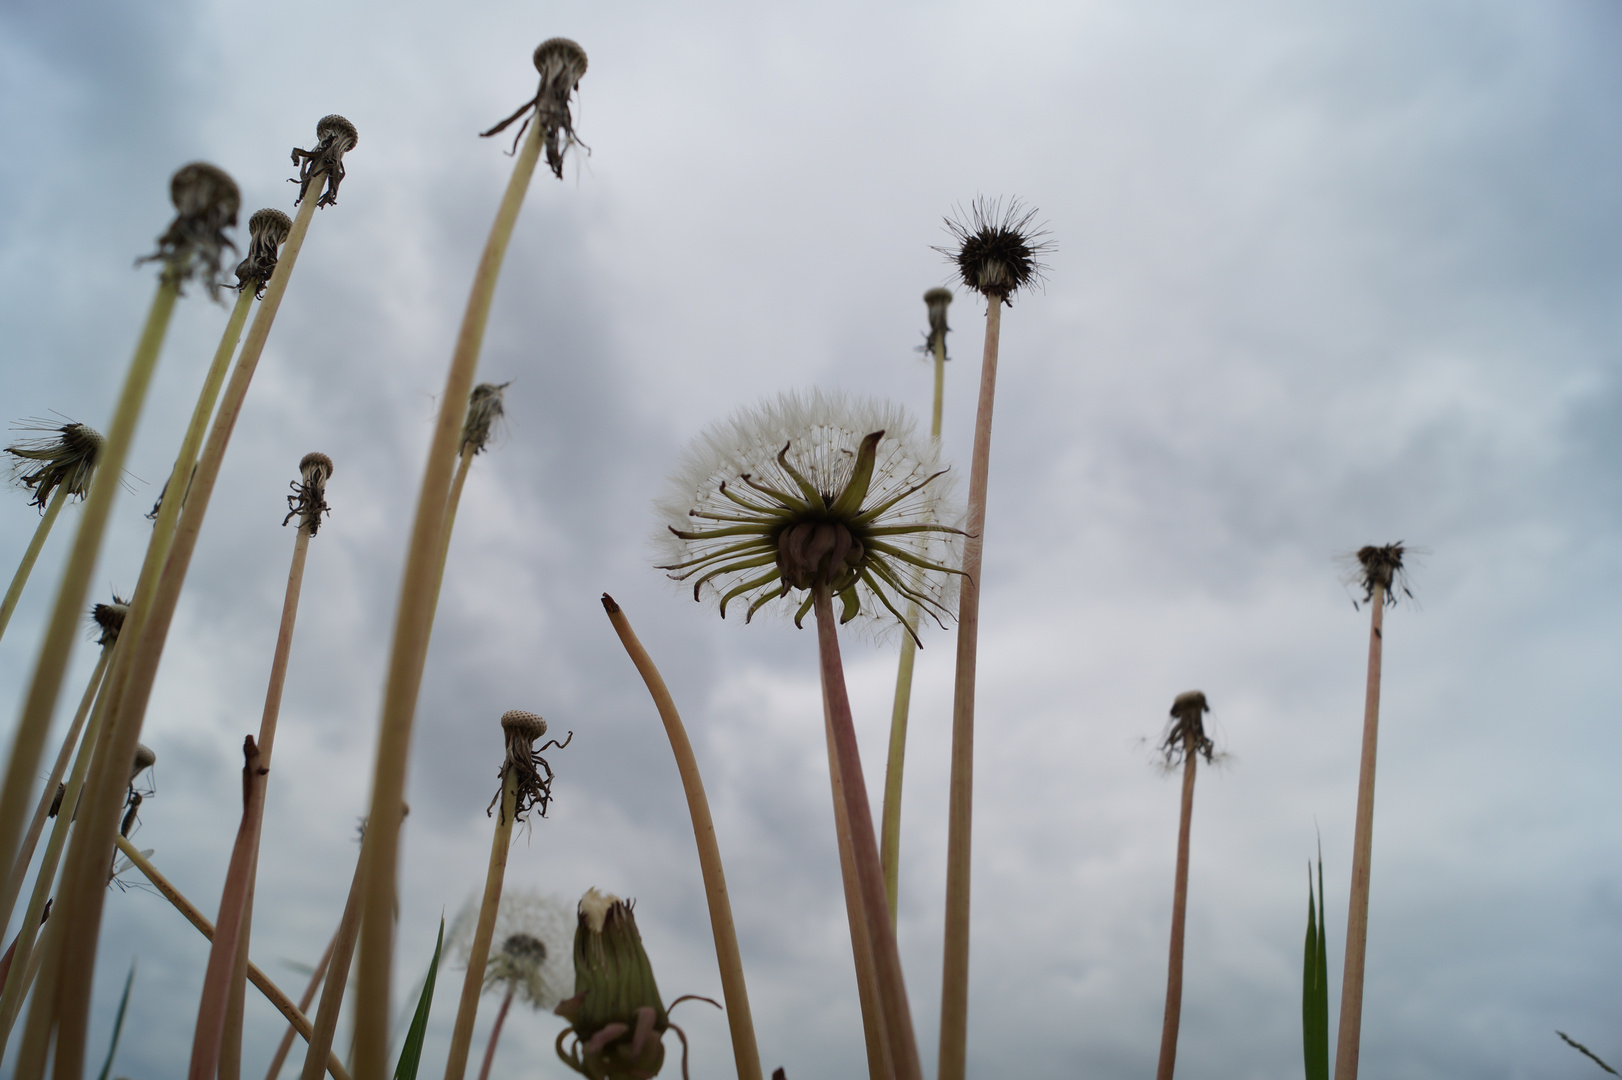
[443,768,519,1080]
[265,930,337,1080]
[0,486,71,644]
[474,985,515,1080]
[1154,734,1200,1080]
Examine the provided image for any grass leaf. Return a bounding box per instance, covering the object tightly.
[393,917,445,1080]
[1302,852,1329,1080]
[96,960,136,1080]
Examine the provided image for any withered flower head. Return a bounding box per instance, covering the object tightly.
[555,889,685,1080]
[90,593,129,647]
[234,208,293,298]
[1354,543,1412,607]
[481,38,590,178]
[283,452,334,536]
[137,162,241,300]
[489,709,572,824]
[290,114,359,208]
[920,286,953,359]
[6,421,105,509]
[937,197,1052,306]
[461,381,510,456]
[1161,690,1214,765]
[656,391,965,645]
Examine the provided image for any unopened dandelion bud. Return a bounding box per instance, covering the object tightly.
[6,422,105,509]
[284,452,334,535]
[139,162,241,300]
[234,208,294,297]
[555,889,670,1080]
[938,197,1052,306]
[291,114,359,208]
[482,38,589,177]
[461,381,509,456]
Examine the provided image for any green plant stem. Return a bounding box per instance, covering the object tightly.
[601,595,764,1080]
[110,837,352,1080]
[443,767,519,1080]
[356,116,545,1080]
[1154,741,1198,1080]
[0,487,71,645]
[0,276,180,915]
[266,931,337,1080]
[300,838,370,1080]
[474,985,515,1080]
[812,588,923,1080]
[1334,583,1386,1080]
[39,192,318,1080]
[938,296,1002,1080]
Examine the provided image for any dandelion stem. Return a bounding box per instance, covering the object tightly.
[356,113,546,1079]
[475,984,515,1080]
[601,595,763,1080]
[38,190,318,1080]
[1154,739,1199,1080]
[938,297,1001,1080]
[812,587,923,1080]
[1333,582,1386,1080]
[0,276,179,912]
[264,930,337,1080]
[300,835,371,1080]
[443,768,519,1080]
[109,836,352,1080]
[0,486,71,644]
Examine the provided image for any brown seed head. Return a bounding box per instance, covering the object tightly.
[284,452,334,535]
[1353,543,1413,608]
[6,421,105,508]
[501,709,548,741]
[534,37,588,81]
[131,744,157,780]
[1161,689,1214,765]
[938,197,1052,305]
[234,208,294,297]
[291,114,360,208]
[91,595,129,647]
[140,163,241,300]
[482,39,590,177]
[461,382,509,456]
[492,711,570,824]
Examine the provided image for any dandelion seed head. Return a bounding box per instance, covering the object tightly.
[91,594,128,647]
[491,709,569,824]
[234,208,293,298]
[501,708,547,740]
[461,382,509,456]
[291,114,359,208]
[452,889,574,1010]
[656,390,963,644]
[482,39,589,177]
[6,421,104,509]
[937,196,1052,305]
[138,163,240,300]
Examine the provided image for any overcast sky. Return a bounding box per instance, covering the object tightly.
[3,1,1622,1078]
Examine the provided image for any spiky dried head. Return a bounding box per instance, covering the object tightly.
[91,594,129,647]
[938,197,1052,305]
[6,421,104,509]
[1356,543,1410,607]
[482,39,590,177]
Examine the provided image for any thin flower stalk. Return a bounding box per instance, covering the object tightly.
[264,930,336,1080]
[935,198,1050,1080]
[356,58,572,1070]
[1334,544,1409,1080]
[0,487,68,644]
[445,710,564,1080]
[600,595,763,1080]
[425,381,508,661]
[448,890,572,1080]
[219,454,332,1080]
[477,988,516,1080]
[880,287,951,920]
[1155,691,1214,1080]
[37,142,332,1076]
[299,834,371,1080]
[109,837,352,1080]
[1,419,106,642]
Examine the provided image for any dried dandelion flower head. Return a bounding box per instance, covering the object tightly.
[130,743,157,782]
[1161,690,1214,765]
[137,162,241,300]
[1354,543,1412,607]
[490,709,572,824]
[482,38,589,178]
[938,197,1052,306]
[556,889,676,1080]
[6,421,105,509]
[461,381,510,456]
[90,594,129,647]
[234,208,293,298]
[921,286,953,358]
[656,391,964,644]
[283,452,334,536]
[291,114,359,208]
[453,890,574,1010]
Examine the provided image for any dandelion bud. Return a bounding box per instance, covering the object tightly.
[284,452,334,535]
[291,114,359,208]
[6,421,105,509]
[922,287,953,356]
[938,197,1052,306]
[482,39,589,177]
[555,889,670,1080]
[139,162,241,300]
[234,208,293,298]
[461,382,509,456]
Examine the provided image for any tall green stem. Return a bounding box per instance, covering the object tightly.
[1154,743,1198,1080]
[0,487,70,645]
[443,768,518,1080]
[354,116,545,1079]
[1334,584,1386,1080]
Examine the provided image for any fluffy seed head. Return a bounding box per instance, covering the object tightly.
[291,114,359,208]
[139,163,241,299]
[452,890,574,1010]
[461,382,509,456]
[91,595,129,647]
[938,196,1052,305]
[656,391,964,644]
[6,421,105,509]
[234,208,293,297]
[1161,690,1213,765]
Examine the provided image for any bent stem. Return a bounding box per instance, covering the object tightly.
[265,930,337,1080]
[443,768,518,1080]
[39,190,318,1080]
[938,296,1002,1080]
[474,985,515,1080]
[1333,582,1386,1080]
[601,595,763,1080]
[812,587,922,1080]
[356,115,545,1079]
[1154,741,1199,1080]
[0,486,71,644]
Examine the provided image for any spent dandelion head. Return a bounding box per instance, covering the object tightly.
[1352,543,1413,608]
[481,38,590,177]
[290,114,359,208]
[6,420,105,510]
[655,391,964,645]
[452,890,574,1010]
[937,196,1052,307]
[489,709,572,824]
[461,382,510,456]
[283,452,334,535]
[90,593,129,647]
[919,286,953,359]
[137,162,241,300]
[1160,690,1214,766]
[233,208,293,298]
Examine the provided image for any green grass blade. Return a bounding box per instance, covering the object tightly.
[392,918,445,1080]
[96,960,136,1080]
[1302,856,1329,1080]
